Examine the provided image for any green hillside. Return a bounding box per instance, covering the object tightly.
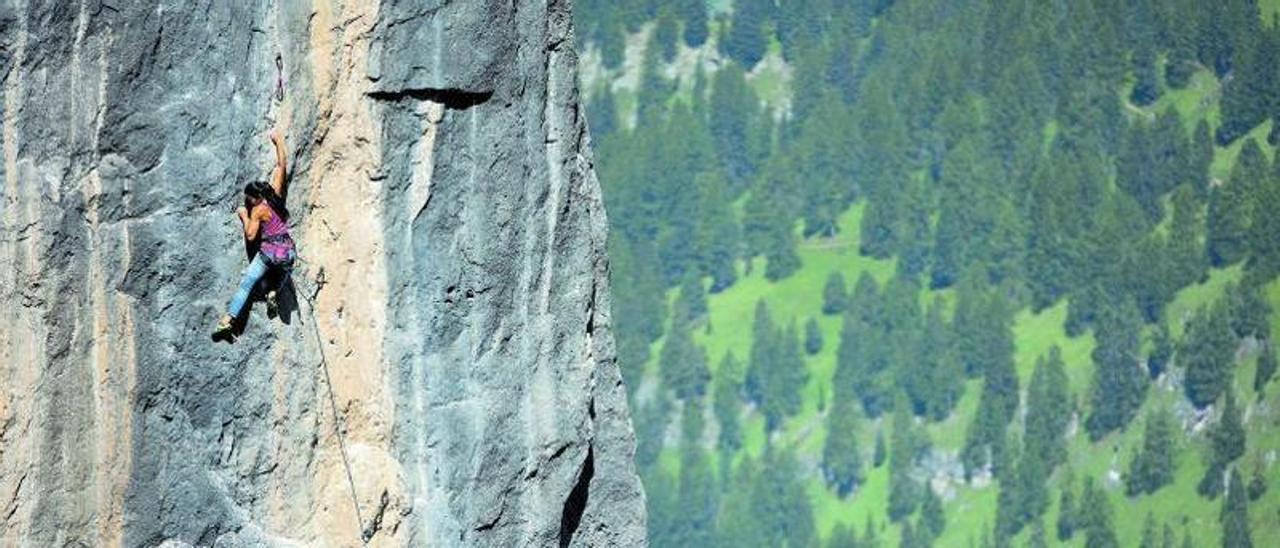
[576,1,1280,546]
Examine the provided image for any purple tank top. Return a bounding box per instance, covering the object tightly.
[260,204,293,259]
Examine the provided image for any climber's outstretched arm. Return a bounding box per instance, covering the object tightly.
[269,129,287,198]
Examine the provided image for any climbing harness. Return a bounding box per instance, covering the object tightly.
[297,266,373,545]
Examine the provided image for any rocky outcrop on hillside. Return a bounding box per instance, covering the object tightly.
[0,1,644,546]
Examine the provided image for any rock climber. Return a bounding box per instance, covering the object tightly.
[213,129,295,341]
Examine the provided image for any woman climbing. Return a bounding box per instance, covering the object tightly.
[213,129,295,341]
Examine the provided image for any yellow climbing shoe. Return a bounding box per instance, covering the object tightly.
[212,314,235,342]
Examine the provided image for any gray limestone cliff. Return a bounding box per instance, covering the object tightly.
[0,1,646,546]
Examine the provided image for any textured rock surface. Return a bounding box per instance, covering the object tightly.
[0,1,645,546]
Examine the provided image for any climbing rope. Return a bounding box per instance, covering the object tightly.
[296,269,371,545]
[268,44,367,541]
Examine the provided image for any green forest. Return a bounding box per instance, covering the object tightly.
[574,0,1280,546]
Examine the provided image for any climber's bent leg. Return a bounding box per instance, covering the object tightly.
[227,252,270,318]
[264,249,295,317]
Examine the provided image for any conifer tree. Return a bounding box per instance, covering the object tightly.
[713,353,743,454]
[653,8,680,63]
[919,485,945,542]
[1200,390,1246,497]
[1080,478,1120,548]
[823,271,848,315]
[805,317,824,355]
[695,171,741,292]
[1209,139,1265,266]
[888,395,924,522]
[1182,303,1236,409]
[873,428,887,468]
[1221,469,1253,548]
[1255,341,1276,393]
[1126,408,1177,496]
[1025,347,1072,470]
[721,0,772,67]
[1139,514,1158,548]
[680,0,709,48]
[822,394,865,496]
[1056,485,1077,541]
[709,63,763,191]
[1085,298,1148,439]
[1148,322,1174,379]
[659,316,710,399]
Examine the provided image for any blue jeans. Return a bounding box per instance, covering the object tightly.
[226,250,294,317]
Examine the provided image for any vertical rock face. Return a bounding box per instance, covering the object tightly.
[0,1,645,546]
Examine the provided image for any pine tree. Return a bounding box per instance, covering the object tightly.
[1255,340,1276,393]
[1168,184,1208,289]
[961,291,1019,474]
[747,305,808,430]
[1148,322,1174,379]
[635,392,672,468]
[660,317,710,399]
[599,19,626,69]
[713,353,743,447]
[674,272,708,326]
[888,396,923,522]
[805,317,824,355]
[915,303,962,421]
[1248,464,1267,501]
[709,62,763,191]
[1200,390,1247,497]
[823,271,848,315]
[1217,21,1277,145]
[1213,386,1244,463]
[694,171,741,293]
[899,521,919,548]
[636,42,674,127]
[837,274,894,417]
[721,0,772,68]
[930,139,1024,288]
[1249,157,1280,276]
[1125,408,1177,496]
[1080,478,1120,548]
[1227,281,1272,340]
[873,427,887,468]
[827,523,859,548]
[646,467,680,546]
[1056,485,1077,541]
[1024,347,1072,470]
[1139,514,1158,548]
[588,88,618,139]
[675,447,719,547]
[654,8,680,63]
[1208,139,1264,267]
[1221,469,1253,548]
[745,300,775,405]
[1085,298,1148,440]
[674,397,718,546]
[680,0,709,48]
[1130,41,1161,106]
[822,394,865,496]
[749,448,818,548]
[1191,119,1215,197]
[1182,303,1236,409]
[920,485,945,542]
[1028,519,1048,548]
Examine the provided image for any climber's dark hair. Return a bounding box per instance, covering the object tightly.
[244,181,289,221]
